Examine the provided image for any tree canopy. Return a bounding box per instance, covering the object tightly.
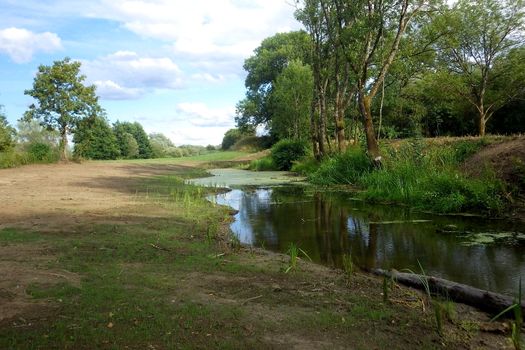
[113,121,153,159]
[73,114,120,160]
[24,57,101,161]
[0,106,15,152]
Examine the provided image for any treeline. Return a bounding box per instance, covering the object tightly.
[234,0,525,160]
[0,58,214,168]
[0,110,213,168]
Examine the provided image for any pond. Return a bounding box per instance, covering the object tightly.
[191,169,525,296]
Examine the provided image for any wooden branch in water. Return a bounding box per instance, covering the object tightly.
[373,268,525,316]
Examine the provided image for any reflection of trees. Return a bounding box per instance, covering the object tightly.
[220,187,525,294]
[312,193,351,267]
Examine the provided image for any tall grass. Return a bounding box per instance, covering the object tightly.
[248,156,276,171]
[301,139,505,214]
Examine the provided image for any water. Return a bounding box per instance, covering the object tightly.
[213,185,525,296]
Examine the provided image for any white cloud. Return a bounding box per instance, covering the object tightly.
[81,51,184,100]
[176,102,235,128]
[0,27,62,63]
[93,80,143,100]
[87,0,301,75]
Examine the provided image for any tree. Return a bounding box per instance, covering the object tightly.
[0,106,15,151]
[149,132,176,158]
[221,128,245,150]
[16,119,60,147]
[235,31,312,132]
[271,60,313,141]
[113,121,153,159]
[24,57,101,161]
[434,0,524,136]
[296,0,435,161]
[73,114,120,160]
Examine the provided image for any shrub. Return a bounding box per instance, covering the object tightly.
[309,147,372,185]
[271,139,308,171]
[249,156,276,171]
[27,142,53,161]
[291,157,319,176]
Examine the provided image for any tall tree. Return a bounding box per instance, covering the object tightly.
[113,121,153,159]
[24,57,101,161]
[73,114,120,160]
[434,0,524,136]
[235,31,312,132]
[297,0,434,161]
[271,60,314,141]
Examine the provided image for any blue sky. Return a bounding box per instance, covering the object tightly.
[0,0,300,145]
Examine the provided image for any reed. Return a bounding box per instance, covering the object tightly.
[284,243,312,273]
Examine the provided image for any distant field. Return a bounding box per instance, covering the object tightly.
[107,150,250,165]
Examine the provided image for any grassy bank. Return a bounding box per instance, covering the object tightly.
[0,160,508,349]
[295,137,509,214]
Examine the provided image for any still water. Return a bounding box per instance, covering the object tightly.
[213,185,525,295]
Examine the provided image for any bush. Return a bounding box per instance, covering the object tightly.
[271,139,308,171]
[27,142,54,161]
[291,157,319,176]
[249,156,276,171]
[308,147,372,185]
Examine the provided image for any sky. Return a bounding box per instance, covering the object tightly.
[0,0,301,145]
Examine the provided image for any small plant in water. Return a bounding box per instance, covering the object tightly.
[491,278,523,350]
[284,243,312,273]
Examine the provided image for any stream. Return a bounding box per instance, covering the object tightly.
[191,169,525,296]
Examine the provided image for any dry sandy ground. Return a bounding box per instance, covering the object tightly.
[0,161,188,323]
[0,161,188,231]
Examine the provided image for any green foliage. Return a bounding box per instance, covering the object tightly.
[248,156,276,171]
[27,142,53,161]
[221,128,251,150]
[113,121,153,159]
[308,147,372,185]
[23,57,101,160]
[231,135,273,152]
[291,157,319,176]
[301,140,505,213]
[73,115,120,160]
[271,139,309,171]
[16,119,59,147]
[284,243,312,273]
[0,107,15,151]
[235,31,311,132]
[271,60,313,141]
[342,254,354,278]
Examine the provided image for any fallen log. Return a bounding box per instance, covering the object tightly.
[373,268,525,316]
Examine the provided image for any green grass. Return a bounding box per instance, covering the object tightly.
[0,162,478,348]
[301,138,506,214]
[248,156,276,171]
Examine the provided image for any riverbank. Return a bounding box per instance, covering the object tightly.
[291,136,525,220]
[0,159,516,349]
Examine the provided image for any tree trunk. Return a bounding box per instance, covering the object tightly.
[335,103,346,153]
[373,269,525,316]
[311,99,320,160]
[479,112,487,137]
[319,92,328,156]
[59,126,68,162]
[358,93,381,162]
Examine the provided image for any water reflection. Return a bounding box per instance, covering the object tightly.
[215,186,525,295]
